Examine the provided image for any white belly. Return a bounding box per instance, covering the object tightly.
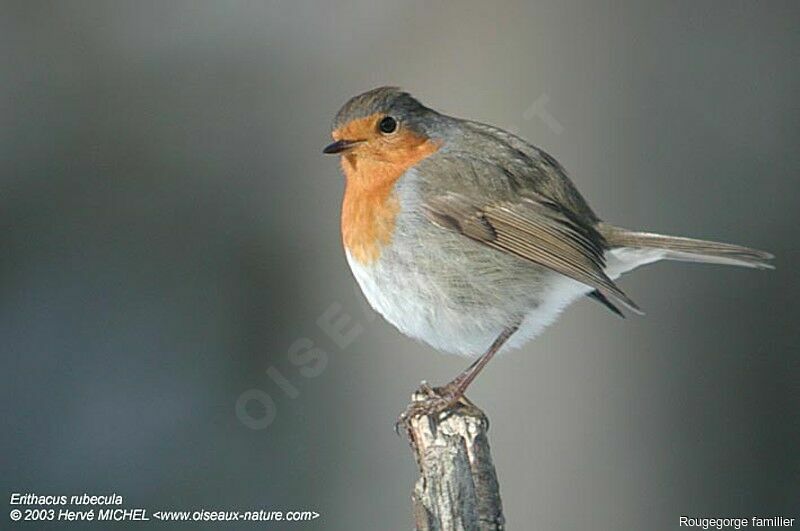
[346,250,593,357]
[345,245,654,358]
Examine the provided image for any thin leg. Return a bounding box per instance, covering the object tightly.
[443,323,520,399]
[397,322,521,430]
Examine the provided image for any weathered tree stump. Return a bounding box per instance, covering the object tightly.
[403,384,505,531]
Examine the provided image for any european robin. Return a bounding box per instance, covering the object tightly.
[323,87,773,422]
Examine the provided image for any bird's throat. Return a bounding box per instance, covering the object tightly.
[340,138,439,265]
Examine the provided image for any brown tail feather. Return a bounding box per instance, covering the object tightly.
[599,223,774,270]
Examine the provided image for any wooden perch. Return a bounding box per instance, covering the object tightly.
[403,384,505,531]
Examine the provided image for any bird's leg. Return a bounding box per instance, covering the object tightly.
[441,324,519,398]
[397,322,520,432]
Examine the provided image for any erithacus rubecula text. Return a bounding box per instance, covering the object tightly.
[323,87,773,422]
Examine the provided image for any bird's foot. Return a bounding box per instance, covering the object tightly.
[395,381,485,437]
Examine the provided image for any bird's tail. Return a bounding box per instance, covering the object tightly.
[598,223,775,272]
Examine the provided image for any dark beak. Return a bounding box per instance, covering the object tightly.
[323,139,361,154]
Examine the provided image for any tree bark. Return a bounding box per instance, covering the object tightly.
[404,385,505,531]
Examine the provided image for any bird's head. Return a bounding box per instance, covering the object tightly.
[323,87,442,168]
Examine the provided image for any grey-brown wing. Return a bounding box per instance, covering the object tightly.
[423,192,642,313]
[459,119,600,223]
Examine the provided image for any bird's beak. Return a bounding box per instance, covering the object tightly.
[323,139,362,154]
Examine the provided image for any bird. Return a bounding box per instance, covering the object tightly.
[322,86,773,422]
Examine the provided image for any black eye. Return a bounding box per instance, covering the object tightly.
[378,116,397,134]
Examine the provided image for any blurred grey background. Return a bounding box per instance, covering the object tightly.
[2,1,798,529]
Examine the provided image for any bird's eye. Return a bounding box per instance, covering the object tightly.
[378,116,397,134]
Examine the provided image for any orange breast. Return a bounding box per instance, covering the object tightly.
[340,133,440,265]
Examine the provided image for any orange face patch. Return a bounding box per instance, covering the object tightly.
[335,113,440,265]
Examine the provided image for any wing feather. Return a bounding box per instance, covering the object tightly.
[423,192,642,314]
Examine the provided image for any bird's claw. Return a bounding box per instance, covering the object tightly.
[394,381,486,437]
